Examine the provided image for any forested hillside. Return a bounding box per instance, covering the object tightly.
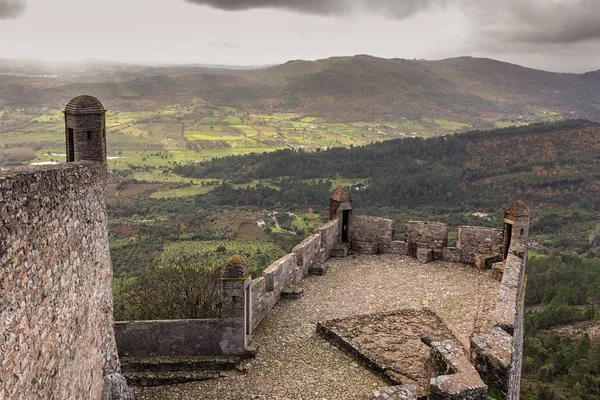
[522,256,600,399]
[173,120,600,209]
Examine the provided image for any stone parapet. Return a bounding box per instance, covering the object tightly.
[262,254,295,297]
[424,338,487,399]
[457,226,503,264]
[114,319,245,357]
[318,219,340,262]
[292,234,321,281]
[405,221,447,257]
[494,254,525,334]
[472,327,513,392]
[351,215,395,254]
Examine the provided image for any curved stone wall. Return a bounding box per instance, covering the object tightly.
[0,163,126,399]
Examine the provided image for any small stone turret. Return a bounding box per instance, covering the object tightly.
[330,186,353,243]
[503,200,531,257]
[330,186,353,220]
[64,95,107,165]
[221,255,253,348]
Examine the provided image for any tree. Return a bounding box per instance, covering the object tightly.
[114,257,222,321]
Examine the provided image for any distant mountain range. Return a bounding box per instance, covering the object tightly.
[1,55,599,125]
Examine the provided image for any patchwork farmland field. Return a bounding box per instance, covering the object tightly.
[1,96,565,203]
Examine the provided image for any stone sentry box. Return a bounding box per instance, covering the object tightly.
[220,255,253,350]
[330,186,353,243]
[64,95,107,165]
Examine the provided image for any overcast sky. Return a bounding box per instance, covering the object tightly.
[0,0,599,72]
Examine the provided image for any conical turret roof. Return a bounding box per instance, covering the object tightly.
[65,95,105,115]
[505,200,531,216]
[331,186,353,202]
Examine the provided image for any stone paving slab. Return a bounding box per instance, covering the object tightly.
[317,309,464,392]
[134,254,500,400]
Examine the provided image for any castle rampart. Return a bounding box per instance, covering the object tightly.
[1,93,529,399]
[0,96,131,400]
[0,162,130,399]
[117,186,529,398]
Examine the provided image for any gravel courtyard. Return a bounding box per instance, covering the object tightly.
[134,254,501,400]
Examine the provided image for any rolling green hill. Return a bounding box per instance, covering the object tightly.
[1,55,599,127]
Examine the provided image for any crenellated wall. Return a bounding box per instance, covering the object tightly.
[115,218,340,359]
[350,215,395,254]
[333,198,529,399]
[348,217,507,269]
[0,163,129,400]
[252,220,340,330]
[405,221,448,258]
[457,226,504,264]
[113,190,528,399]
[471,208,530,399]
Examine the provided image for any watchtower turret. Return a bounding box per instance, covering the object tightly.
[503,200,531,258]
[64,95,107,165]
[221,255,253,348]
[330,186,353,243]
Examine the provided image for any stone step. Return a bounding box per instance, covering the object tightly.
[120,355,242,373]
[309,263,329,275]
[491,261,506,282]
[124,370,233,387]
[330,243,350,257]
[281,285,305,299]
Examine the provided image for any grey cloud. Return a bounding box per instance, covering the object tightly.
[185,0,600,45]
[363,0,448,20]
[0,0,26,19]
[184,0,348,16]
[184,0,447,19]
[474,0,600,45]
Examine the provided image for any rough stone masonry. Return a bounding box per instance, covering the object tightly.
[0,96,132,400]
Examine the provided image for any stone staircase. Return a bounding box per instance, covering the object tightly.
[121,345,257,386]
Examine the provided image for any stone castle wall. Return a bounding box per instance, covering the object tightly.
[114,318,244,357]
[505,246,527,399]
[115,219,340,358]
[0,163,122,400]
[341,211,528,398]
[350,215,395,254]
[252,220,339,330]
[472,240,528,398]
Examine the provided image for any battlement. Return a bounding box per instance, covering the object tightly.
[125,186,529,399]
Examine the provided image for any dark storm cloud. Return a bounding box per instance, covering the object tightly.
[480,0,600,44]
[184,0,348,16]
[0,0,26,19]
[183,0,448,19]
[185,0,600,45]
[363,0,448,19]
